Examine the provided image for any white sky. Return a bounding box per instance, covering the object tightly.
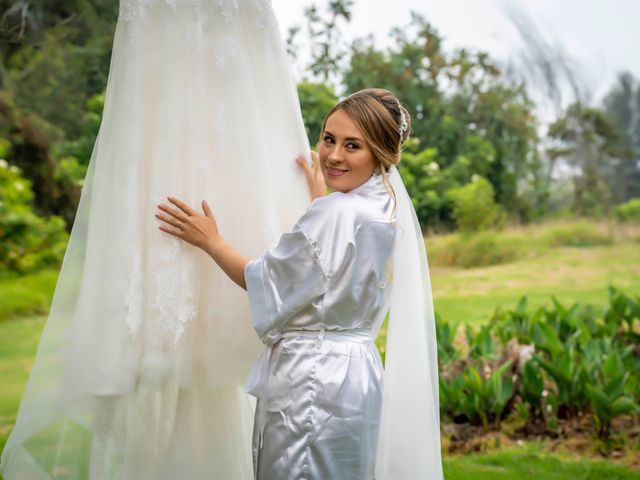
[271,0,640,108]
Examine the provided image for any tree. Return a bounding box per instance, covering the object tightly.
[343,12,544,225]
[302,0,353,90]
[603,72,640,202]
[297,81,338,146]
[547,104,624,217]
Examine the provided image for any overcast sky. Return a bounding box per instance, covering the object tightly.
[271,0,640,108]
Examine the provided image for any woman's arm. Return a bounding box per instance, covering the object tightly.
[203,236,250,290]
[156,155,322,289]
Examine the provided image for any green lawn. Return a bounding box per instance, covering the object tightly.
[431,242,640,326]
[443,442,639,479]
[1,231,639,477]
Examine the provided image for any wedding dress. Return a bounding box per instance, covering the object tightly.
[0,1,313,478]
[1,1,444,479]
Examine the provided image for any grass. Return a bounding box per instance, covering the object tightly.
[0,315,45,455]
[0,270,58,320]
[430,242,640,326]
[443,441,639,479]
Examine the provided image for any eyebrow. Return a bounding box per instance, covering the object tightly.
[324,130,363,142]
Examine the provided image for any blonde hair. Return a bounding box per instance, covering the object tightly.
[314,87,412,223]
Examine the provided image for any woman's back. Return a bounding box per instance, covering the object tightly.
[244,171,396,479]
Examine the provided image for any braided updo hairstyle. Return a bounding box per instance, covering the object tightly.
[315,88,412,222]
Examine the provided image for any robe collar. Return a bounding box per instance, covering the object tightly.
[347,171,386,196]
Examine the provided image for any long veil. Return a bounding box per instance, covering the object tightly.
[0,1,312,478]
[376,165,444,478]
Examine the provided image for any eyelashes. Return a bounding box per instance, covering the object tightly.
[323,135,359,150]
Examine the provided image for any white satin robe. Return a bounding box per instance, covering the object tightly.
[243,172,396,479]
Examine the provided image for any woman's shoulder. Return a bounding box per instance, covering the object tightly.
[295,191,382,237]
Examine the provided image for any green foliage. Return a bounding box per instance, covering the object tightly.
[587,351,640,437]
[297,82,338,147]
[614,198,640,223]
[0,156,68,276]
[441,360,514,429]
[436,313,460,363]
[445,175,506,232]
[301,0,354,86]
[540,221,612,247]
[340,13,544,225]
[438,286,640,439]
[429,230,524,268]
[55,92,105,168]
[547,104,623,218]
[603,72,640,202]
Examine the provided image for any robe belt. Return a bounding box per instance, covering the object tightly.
[244,327,376,454]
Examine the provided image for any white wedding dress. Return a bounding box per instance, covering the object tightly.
[0,1,313,478]
[1,1,444,479]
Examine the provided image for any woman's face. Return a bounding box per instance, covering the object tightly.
[317,109,377,193]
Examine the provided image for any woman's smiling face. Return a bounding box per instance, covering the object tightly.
[318,109,377,193]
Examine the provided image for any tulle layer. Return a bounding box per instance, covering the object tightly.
[1,2,312,478]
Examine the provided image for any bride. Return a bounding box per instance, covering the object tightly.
[0,1,442,479]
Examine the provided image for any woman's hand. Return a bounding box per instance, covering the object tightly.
[296,151,327,200]
[156,196,221,251]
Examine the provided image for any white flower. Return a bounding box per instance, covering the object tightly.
[9,165,19,173]
[428,161,439,172]
[0,159,8,168]
[14,182,24,191]
[542,389,548,398]
[519,345,535,365]
[471,173,481,182]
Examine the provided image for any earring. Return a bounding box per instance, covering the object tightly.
[372,166,381,176]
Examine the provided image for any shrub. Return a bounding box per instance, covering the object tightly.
[430,230,525,268]
[540,221,612,247]
[614,198,640,223]
[445,175,506,233]
[0,156,68,276]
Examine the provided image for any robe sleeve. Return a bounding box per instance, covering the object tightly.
[244,194,356,345]
[244,215,330,345]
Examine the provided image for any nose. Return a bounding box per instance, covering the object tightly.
[327,145,344,164]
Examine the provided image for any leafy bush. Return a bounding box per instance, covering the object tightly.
[540,221,612,247]
[0,155,68,276]
[614,198,640,223]
[429,230,525,268]
[445,175,506,233]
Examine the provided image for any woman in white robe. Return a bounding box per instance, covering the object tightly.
[156,88,444,479]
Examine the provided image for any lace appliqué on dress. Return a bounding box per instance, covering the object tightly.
[119,0,281,46]
[150,235,198,348]
[124,249,144,336]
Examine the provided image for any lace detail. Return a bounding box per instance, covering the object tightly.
[119,0,281,47]
[124,249,144,336]
[149,234,198,348]
[119,0,154,43]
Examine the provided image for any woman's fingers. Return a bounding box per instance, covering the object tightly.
[157,202,189,223]
[295,155,310,173]
[155,211,182,229]
[167,195,197,216]
[202,199,214,218]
